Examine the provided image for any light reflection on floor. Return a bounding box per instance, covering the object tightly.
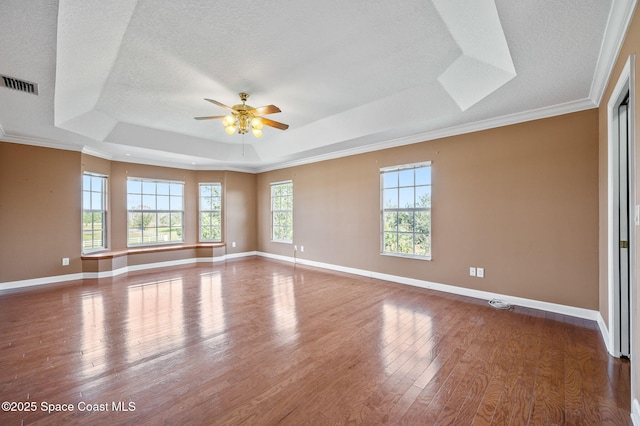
[126,278,185,363]
[271,273,298,345]
[80,293,106,376]
[199,272,226,339]
[382,302,433,376]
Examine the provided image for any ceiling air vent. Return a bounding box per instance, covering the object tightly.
[1,75,38,95]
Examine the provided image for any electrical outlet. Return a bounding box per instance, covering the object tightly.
[300,246,304,252]
[477,267,485,278]
[469,267,476,277]
[232,242,236,248]
[62,257,69,266]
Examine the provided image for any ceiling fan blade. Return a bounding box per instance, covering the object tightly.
[261,117,289,130]
[194,115,226,120]
[204,98,235,112]
[250,105,281,115]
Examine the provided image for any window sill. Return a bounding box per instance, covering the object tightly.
[380,252,432,261]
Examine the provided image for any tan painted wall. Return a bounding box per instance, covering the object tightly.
[258,110,599,309]
[1,143,82,281]
[1,143,258,283]
[222,171,257,255]
[598,2,640,410]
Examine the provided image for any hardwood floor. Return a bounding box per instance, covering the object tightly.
[0,257,630,425]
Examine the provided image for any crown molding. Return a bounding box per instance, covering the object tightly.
[590,0,638,105]
[0,128,83,153]
[255,97,597,173]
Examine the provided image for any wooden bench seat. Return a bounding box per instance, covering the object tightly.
[81,243,226,275]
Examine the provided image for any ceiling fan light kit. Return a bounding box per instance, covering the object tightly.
[195,92,288,138]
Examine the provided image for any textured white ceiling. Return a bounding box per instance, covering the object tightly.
[0,0,634,171]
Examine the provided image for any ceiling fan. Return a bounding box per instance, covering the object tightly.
[194,92,289,138]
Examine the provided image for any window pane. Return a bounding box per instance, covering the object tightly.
[399,187,414,208]
[92,212,103,229]
[415,186,431,208]
[415,211,431,235]
[127,180,142,194]
[170,183,183,196]
[384,232,397,252]
[383,172,398,188]
[158,212,170,227]
[397,211,414,233]
[383,212,398,232]
[170,196,182,211]
[128,194,142,210]
[91,176,103,190]
[143,194,156,210]
[415,233,430,256]
[399,169,414,187]
[398,233,414,254]
[157,195,170,210]
[91,192,102,210]
[383,188,398,208]
[143,212,157,229]
[157,182,170,195]
[142,181,156,194]
[415,167,431,185]
[83,192,91,210]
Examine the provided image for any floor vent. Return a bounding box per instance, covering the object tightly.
[1,75,38,95]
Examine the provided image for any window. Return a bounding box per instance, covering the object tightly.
[271,180,293,242]
[127,178,184,246]
[82,173,107,251]
[199,183,222,242]
[381,162,431,259]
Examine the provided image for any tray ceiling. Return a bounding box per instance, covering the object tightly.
[0,0,635,171]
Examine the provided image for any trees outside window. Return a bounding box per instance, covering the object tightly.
[381,162,431,259]
[271,181,293,242]
[199,183,222,242]
[82,173,107,251]
[127,178,184,246]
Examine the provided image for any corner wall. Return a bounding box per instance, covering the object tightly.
[0,143,258,285]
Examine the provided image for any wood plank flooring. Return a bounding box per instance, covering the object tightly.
[0,257,631,425]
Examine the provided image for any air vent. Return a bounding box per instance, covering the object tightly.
[1,75,38,95]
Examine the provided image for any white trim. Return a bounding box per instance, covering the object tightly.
[0,252,259,291]
[590,0,638,105]
[632,398,640,426]
[607,54,636,357]
[597,312,612,354]
[0,273,86,291]
[256,251,601,321]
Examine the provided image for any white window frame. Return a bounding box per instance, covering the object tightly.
[199,182,223,242]
[82,172,107,253]
[271,180,293,243]
[126,177,185,247]
[380,161,432,260]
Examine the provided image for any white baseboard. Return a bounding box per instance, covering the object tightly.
[596,312,613,355]
[0,272,86,291]
[0,250,605,324]
[257,251,601,322]
[0,252,255,291]
[633,399,640,426]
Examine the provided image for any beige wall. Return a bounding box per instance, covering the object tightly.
[0,143,257,283]
[258,110,599,309]
[1,143,82,281]
[598,2,640,410]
